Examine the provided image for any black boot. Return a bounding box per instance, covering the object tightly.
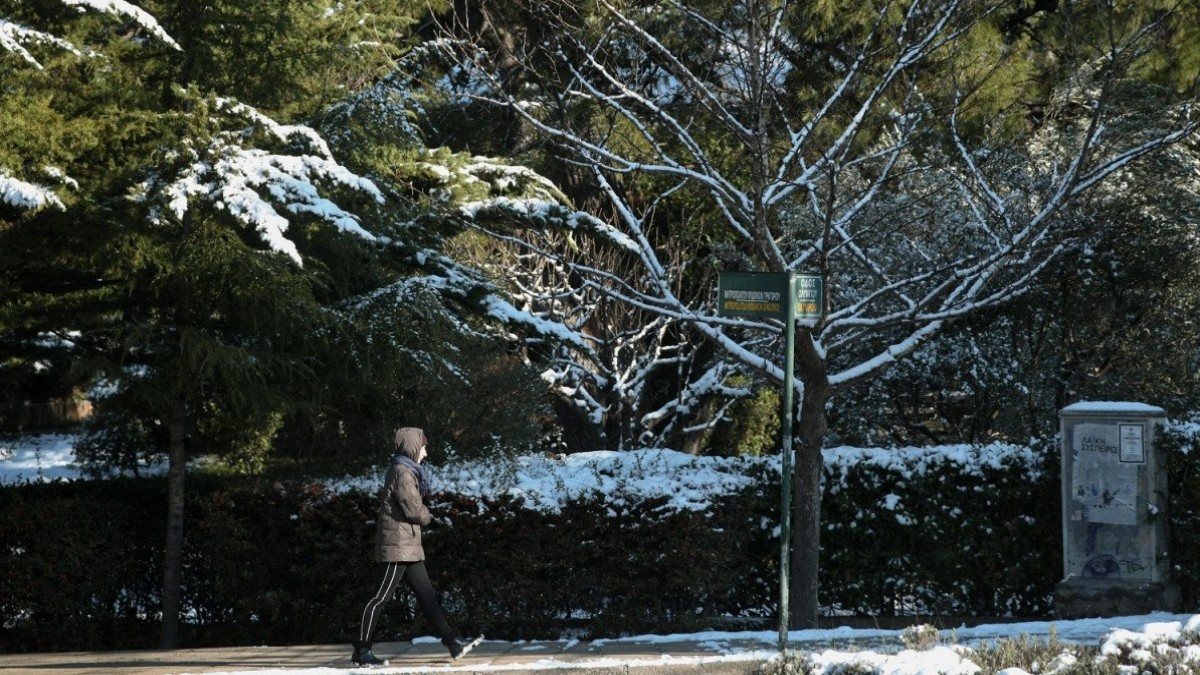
[352,641,386,666]
[444,635,483,660]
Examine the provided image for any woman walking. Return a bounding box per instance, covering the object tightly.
[352,427,481,666]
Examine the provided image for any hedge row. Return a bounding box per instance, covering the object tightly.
[0,476,777,652]
[3,435,1200,653]
[821,443,1061,617]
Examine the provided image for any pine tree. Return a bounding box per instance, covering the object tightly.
[1,0,429,648]
[4,0,571,647]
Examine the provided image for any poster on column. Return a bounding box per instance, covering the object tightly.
[1071,422,1138,526]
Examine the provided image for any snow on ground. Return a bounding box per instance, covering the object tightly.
[5,434,1200,674]
[152,614,1200,675]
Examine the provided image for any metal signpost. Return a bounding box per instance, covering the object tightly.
[716,271,823,652]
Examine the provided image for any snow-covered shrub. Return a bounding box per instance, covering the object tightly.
[820,441,1060,617]
[901,624,942,650]
[761,622,1200,675]
[423,487,776,640]
[1160,420,1200,609]
[19,436,1200,652]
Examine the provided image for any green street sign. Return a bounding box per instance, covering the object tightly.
[717,272,824,320]
[791,273,824,321]
[718,272,787,318]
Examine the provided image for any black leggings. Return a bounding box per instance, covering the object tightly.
[358,561,457,644]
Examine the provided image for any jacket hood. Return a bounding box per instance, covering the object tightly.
[392,427,427,462]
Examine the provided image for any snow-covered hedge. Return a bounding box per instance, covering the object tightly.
[820,441,1060,617]
[409,442,1061,622]
[8,433,1200,652]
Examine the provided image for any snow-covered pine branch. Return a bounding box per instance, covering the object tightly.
[0,171,67,212]
[134,98,384,266]
[0,18,86,68]
[60,0,181,51]
[1,1,178,69]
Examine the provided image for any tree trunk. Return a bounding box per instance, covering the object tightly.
[159,398,187,649]
[788,329,831,629]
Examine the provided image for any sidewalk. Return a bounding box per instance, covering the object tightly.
[0,614,1161,675]
[0,636,782,675]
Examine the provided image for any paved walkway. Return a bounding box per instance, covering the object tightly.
[1,615,1137,675]
[0,637,783,675]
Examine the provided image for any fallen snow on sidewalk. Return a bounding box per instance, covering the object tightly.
[177,614,1200,674]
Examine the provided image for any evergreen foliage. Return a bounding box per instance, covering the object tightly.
[1,0,558,467]
[1,0,563,648]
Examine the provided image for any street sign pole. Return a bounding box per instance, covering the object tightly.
[716,271,822,654]
[778,274,795,653]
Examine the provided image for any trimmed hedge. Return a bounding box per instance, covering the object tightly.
[429,491,776,640]
[0,479,164,651]
[820,443,1061,617]
[1161,424,1200,607]
[0,477,379,652]
[4,436,1200,653]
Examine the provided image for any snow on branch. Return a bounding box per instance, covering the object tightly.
[215,99,336,158]
[0,19,86,68]
[433,156,566,209]
[3,1,179,69]
[0,171,66,211]
[139,101,384,266]
[639,361,743,439]
[366,245,595,355]
[406,149,656,258]
[60,0,180,50]
[595,0,755,140]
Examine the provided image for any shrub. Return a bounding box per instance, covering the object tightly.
[820,441,1061,618]
[4,438,1200,653]
[1159,420,1200,608]
[759,622,1200,675]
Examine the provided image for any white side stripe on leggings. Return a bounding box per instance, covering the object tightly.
[359,563,399,643]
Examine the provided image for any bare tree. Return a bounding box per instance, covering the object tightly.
[437,0,1200,626]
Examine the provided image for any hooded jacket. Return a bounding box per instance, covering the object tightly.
[373,427,433,562]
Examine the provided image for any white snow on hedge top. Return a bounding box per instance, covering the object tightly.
[2,437,1056,512]
[824,442,1044,482]
[333,443,1045,514]
[427,449,771,513]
